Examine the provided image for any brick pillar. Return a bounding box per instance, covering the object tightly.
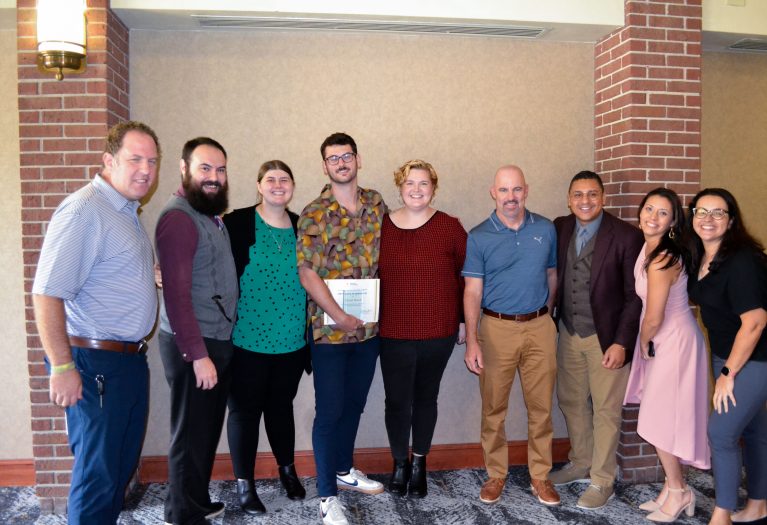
[17,0,130,513]
[593,0,702,483]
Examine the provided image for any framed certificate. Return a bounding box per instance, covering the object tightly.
[323,278,380,324]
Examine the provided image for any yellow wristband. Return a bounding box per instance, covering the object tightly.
[51,361,75,374]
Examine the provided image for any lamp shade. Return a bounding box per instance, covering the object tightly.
[36,0,87,80]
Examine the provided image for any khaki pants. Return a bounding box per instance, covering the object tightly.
[556,323,630,487]
[479,314,557,480]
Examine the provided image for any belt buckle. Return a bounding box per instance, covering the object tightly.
[137,339,148,354]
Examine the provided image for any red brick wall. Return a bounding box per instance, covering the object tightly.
[619,406,663,483]
[17,0,129,513]
[596,0,702,223]
[594,0,702,482]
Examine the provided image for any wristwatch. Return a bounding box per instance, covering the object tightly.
[720,365,731,377]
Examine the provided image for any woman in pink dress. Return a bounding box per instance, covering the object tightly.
[624,188,710,523]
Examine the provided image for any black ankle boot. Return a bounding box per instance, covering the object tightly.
[236,479,266,514]
[389,458,410,496]
[408,455,427,498]
[278,464,306,500]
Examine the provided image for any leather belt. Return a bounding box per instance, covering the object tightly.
[482,306,548,322]
[68,336,147,354]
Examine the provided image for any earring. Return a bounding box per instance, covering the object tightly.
[668,229,675,239]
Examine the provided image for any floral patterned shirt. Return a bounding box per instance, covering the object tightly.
[297,184,386,344]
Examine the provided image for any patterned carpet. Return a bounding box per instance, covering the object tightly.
[2,466,721,524]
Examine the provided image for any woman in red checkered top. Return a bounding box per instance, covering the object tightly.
[378,159,467,499]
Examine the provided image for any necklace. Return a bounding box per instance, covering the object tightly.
[264,222,283,252]
[257,205,289,253]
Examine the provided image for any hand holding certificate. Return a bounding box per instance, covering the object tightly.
[323,278,380,325]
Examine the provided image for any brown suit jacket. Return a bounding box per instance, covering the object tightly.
[553,211,643,364]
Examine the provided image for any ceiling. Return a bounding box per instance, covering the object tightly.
[2,0,766,52]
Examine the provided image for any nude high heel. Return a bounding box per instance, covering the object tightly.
[646,486,695,523]
[639,478,668,512]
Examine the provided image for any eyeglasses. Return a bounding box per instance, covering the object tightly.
[324,152,356,165]
[692,207,729,220]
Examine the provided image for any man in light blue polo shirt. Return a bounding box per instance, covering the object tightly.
[32,121,161,524]
[463,165,560,508]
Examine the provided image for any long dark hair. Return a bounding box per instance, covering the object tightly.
[638,187,689,273]
[686,188,766,274]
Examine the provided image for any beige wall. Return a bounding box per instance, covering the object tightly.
[0,29,33,460]
[702,52,767,246]
[131,29,594,456]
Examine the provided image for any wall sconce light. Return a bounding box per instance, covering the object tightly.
[36,0,87,81]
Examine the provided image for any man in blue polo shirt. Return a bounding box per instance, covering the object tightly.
[463,165,560,508]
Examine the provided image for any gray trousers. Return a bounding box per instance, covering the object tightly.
[709,356,767,510]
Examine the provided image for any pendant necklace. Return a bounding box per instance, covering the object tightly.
[264,222,283,252]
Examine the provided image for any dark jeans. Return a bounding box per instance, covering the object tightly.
[159,331,233,525]
[709,356,767,510]
[311,336,380,497]
[227,345,306,478]
[379,335,455,461]
[62,347,148,525]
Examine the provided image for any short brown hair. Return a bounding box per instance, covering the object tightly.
[320,132,357,158]
[103,121,161,163]
[393,159,439,191]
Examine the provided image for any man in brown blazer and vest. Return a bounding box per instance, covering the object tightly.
[549,170,643,509]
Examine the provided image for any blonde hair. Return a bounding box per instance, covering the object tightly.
[393,159,439,191]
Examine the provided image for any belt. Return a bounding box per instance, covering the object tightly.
[68,336,147,354]
[482,306,548,322]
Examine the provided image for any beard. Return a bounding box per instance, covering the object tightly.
[183,171,229,216]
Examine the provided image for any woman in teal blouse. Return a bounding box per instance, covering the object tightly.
[223,160,309,514]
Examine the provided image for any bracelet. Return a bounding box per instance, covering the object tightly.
[51,361,75,374]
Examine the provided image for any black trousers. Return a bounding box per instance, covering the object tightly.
[226,345,306,478]
[159,331,233,525]
[379,334,456,461]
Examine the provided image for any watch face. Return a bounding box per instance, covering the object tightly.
[721,366,730,377]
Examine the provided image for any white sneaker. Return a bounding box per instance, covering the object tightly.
[319,496,349,525]
[336,467,385,494]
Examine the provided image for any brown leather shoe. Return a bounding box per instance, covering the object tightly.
[531,478,561,506]
[479,477,506,504]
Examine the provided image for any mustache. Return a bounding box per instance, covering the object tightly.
[201,181,222,189]
[502,199,519,206]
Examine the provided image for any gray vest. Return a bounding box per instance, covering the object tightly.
[158,195,238,340]
[560,230,597,337]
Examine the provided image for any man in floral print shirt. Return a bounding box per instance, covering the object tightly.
[297,132,386,525]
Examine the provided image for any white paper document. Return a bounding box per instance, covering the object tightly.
[323,278,380,325]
